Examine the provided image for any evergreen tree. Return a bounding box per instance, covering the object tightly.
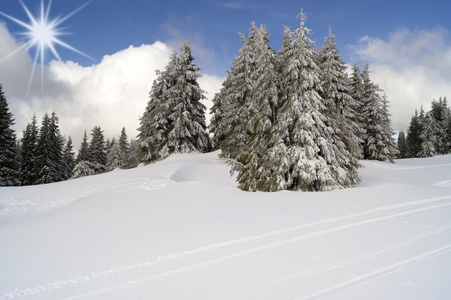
[138,54,177,163]
[72,161,100,179]
[0,84,21,186]
[138,42,211,164]
[397,131,408,159]
[20,114,39,185]
[72,126,106,178]
[430,97,450,154]
[106,138,121,171]
[125,139,140,169]
[62,136,75,179]
[88,126,107,173]
[349,63,366,151]
[235,24,280,190]
[166,42,211,155]
[34,112,65,184]
[259,13,360,191]
[419,112,439,157]
[360,65,397,162]
[209,24,258,162]
[318,28,362,159]
[406,110,423,157]
[76,130,89,163]
[380,94,399,159]
[118,127,129,168]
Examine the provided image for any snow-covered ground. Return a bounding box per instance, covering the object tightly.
[1,151,450,299]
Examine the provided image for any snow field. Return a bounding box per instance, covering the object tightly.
[1,151,451,299]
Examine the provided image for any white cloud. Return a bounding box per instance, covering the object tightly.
[351,26,451,131]
[0,23,224,148]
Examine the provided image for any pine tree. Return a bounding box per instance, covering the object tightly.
[106,138,121,171]
[318,28,362,159]
[419,112,439,157]
[72,161,99,179]
[76,130,89,163]
[397,131,408,159]
[0,84,20,186]
[62,137,75,179]
[209,24,258,163]
[260,13,360,191]
[167,42,211,155]
[138,55,175,163]
[349,63,366,150]
[118,127,129,168]
[138,42,211,164]
[406,110,423,157]
[380,94,399,159]
[235,24,280,190]
[360,65,397,162]
[88,126,107,173]
[20,114,39,185]
[125,139,140,169]
[34,112,65,184]
[430,97,450,154]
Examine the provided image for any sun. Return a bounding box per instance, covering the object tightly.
[0,0,94,95]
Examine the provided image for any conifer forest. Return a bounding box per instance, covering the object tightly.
[1,13,449,190]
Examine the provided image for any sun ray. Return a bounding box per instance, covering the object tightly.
[0,0,95,97]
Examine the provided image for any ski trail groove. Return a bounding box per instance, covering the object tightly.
[220,224,451,299]
[297,244,451,300]
[61,202,451,300]
[2,195,451,299]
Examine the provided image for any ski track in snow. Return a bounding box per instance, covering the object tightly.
[220,223,451,299]
[2,195,451,299]
[296,244,451,300]
[433,180,451,188]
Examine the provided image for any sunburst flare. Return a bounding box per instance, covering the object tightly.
[0,0,94,96]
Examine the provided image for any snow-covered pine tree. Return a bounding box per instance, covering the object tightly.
[444,97,451,153]
[87,126,107,173]
[76,130,89,163]
[406,109,423,158]
[419,112,439,157]
[106,138,121,171]
[360,65,397,162]
[125,139,140,169]
[138,43,210,164]
[62,136,75,179]
[118,127,129,168]
[34,112,66,184]
[71,161,99,178]
[209,24,258,164]
[349,63,366,153]
[72,131,93,179]
[20,114,39,185]
[166,42,211,155]
[430,97,450,154]
[138,54,175,164]
[397,131,408,159]
[318,27,362,159]
[380,94,399,159]
[261,13,360,191]
[0,84,21,186]
[235,24,280,191]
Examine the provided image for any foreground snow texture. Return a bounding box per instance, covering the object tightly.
[1,152,451,299]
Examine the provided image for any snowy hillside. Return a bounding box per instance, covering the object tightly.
[1,151,450,299]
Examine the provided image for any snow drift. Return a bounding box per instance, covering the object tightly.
[1,151,450,299]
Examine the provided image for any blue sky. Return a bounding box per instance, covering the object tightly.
[0,0,451,145]
[2,0,450,74]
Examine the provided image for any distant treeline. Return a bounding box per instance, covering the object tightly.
[398,97,451,158]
